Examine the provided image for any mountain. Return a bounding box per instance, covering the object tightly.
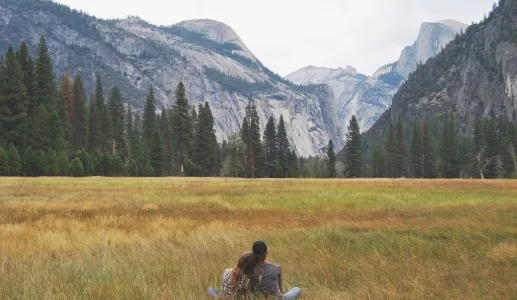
[396,20,468,78]
[367,0,517,137]
[286,20,466,136]
[0,0,342,157]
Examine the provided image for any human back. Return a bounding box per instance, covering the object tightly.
[251,262,282,297]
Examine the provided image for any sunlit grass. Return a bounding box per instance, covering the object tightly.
[0,177,516,299]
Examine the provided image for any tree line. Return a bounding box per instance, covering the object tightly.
[0,37,222,177]
[367,112,517,179]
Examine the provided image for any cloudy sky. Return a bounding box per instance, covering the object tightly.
[55,0,494,76]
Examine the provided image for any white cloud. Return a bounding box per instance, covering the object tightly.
[55,0,494,75]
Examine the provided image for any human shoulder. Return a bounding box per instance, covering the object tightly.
[265,262,282,272]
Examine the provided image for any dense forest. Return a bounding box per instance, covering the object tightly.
[1,37,516,179]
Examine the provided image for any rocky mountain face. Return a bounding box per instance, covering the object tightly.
[0,0,341,157]
[286,20,466,137]
[367,0,517,137]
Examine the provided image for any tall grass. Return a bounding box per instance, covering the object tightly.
[0,178,516,299]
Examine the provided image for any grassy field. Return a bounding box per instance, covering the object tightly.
[0,178,516,299]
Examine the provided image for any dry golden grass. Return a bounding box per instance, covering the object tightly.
[0,177,516,299]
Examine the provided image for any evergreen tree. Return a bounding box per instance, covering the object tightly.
[60,71,73,122]
[371,143,385,178]
[49,111,65,151]
[327,140,337,178]
[142,87,156,146]
[204,102,220,176]
[394,117,407,177]
[71,75,87,150]
[70,157,83,177]
[30,104,51,151]
[263,116,277,178]
[86,95,101,152]
[128,160,139,177]
[172,82,192,175]
[107,154,123,177]
[150,130,165,176]
[46,150,58,176]
[159,109,172,176]
[0,147,8,175]
[132,113,144,165]
[23,147,38,176]
[77,150,93,176]
[276,115,290,177]
[126,105,134,158]
[6,143,21,176]
[422,120,436,178]
[0,46,28,149]
[385,119,396,177]
[34,36,57,111]
[16,42,34,111]
[242,101,264,178]
[410,121,423,178]
[56,152,70,176]
[273,162,283,178]
[93,74,111,150]
[108,86,126,157]
[485,119,499,178]
[345,115,362,178]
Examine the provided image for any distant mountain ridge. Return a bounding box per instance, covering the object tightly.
[286,20,467,136]
[367,0,517,137]
[0,0,342,157]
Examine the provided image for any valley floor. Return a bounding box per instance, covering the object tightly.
[0,178,516,299]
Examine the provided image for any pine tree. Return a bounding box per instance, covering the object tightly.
[242,102,264,178]
[93,74,111,151]
[172,82,192,176]
[142,87,156,146]
[327,140,337,178]
[6,143,21,176]
[394,117,406,177]
[70,157,83,177]
[86,94,100,152]
[150,130,165,176]
[126,105,134,158]
[422,120,436,178]
[23,147,38,176]
[0,147,8,175]
[49,111,65,151]
[204,102,220,176]
[410,121,423,178]
[77,150,93,176]
[385,119,396,177]
[159,109,172,176]
[276,115,290,177]
[60,71,73,122]
[371,143,385,178]
[108,86,126,157]
[345,115,362,178]
[71,75,87,150]
[56,152,70,176]
[0,46,28,149]
[30,104,51,151]
[263,116,277,178]
[132,113,144,165]
[485,119,498,179]
[46,150,58,176]
[34,36,57,111]
[128,160,139,177]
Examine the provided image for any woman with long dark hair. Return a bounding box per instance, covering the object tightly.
[208,252,261,299]
[250,241,301,300]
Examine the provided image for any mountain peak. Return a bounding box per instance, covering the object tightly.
[437,19,468,33]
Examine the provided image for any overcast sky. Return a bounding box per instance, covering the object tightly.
[55,0,494,76]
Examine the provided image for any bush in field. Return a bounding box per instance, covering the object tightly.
[70,158,83,177]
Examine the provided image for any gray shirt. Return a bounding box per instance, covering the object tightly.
[251,262,282,297]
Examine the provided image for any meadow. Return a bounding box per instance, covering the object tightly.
[0,177,516,299]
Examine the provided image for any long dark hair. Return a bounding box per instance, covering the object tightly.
[230,252,261,296]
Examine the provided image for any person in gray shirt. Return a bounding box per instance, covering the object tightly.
[250,241,301,300]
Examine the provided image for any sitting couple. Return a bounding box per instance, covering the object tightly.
[208,241,301,299]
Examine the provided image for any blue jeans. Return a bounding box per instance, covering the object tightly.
[283,287,302,300]
[207,287,219,298]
